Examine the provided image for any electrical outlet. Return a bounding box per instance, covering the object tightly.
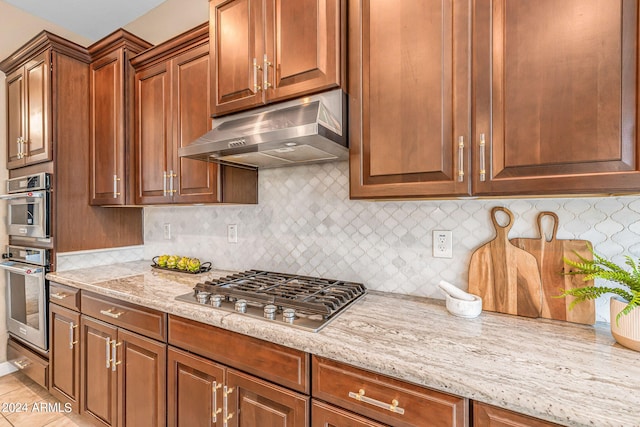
[433,230,453,258]
[163,223,171,240]
[227,224,238,243]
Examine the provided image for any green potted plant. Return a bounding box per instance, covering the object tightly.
[562,248,640,352]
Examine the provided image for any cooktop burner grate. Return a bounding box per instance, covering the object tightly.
[193,270,366,316]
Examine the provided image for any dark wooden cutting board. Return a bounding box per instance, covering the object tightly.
[468,207,542,318]
[510,212,595,325]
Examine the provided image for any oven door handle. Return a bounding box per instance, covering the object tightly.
[0,263,44,276]
[0,192,46,200]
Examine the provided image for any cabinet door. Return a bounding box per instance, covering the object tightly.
[80,316,117,427]
[90,50,126,205]
[49,304,81,413]
[264,0,342,103]
[211,0,265,115]
[226,368,309,427]
[473,401,561,427]
[6,67,25,169]
[23,50,51,166]
[312,400,385,427]
[473,0,640,195]
[349,0,471,199]
[171,44,220,203]
[135,61,172,204]
[168,347,225,427]
[117,328,166,427]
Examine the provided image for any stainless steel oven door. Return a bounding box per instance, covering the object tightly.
[0,191,50,238]
[0,261,47,351]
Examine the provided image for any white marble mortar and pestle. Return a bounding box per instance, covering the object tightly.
[438,280,482,318]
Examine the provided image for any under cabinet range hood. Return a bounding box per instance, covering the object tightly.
[179,89,347,169]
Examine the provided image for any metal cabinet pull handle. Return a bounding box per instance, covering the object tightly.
[100,308,124,319]
[169,170,176,194]
[253,58,262,92]
[14,359,30,369]
[111,340,122,371]
[105,338,111,369]
[68,322,78,349]
[348,389,405,415]
[223,385,235,427]
[113,175,121,199]
[263,54,272,89]
[163,171,167,196]
[458,136,465,182]
[16,137,22,159]
[212,381,222,423]
[479,133,486,182]
[50,292,68,300]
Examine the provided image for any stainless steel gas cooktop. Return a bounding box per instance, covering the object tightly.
[175,270,366,332]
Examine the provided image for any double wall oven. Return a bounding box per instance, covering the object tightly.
[0,173,51,352]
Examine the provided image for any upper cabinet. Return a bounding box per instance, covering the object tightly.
[348,0,471,199]
[350,0,640,199]
[210,0,344,116]
[131,24,257,205]
[88,30,153,206]
[1,35,83,169]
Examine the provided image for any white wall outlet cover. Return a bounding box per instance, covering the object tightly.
[433,230,453,258]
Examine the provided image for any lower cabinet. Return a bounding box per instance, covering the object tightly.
[49,304,81,413]
[80,315,167,427]
[167,315,310,427]
[312,399,386,427]
[472,401,561,427]
[312,356,468,427]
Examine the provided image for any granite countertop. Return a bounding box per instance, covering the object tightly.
[47,261,640,427]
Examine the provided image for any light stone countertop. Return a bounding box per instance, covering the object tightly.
[47,261,640,427]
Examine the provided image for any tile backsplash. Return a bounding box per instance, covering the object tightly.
[144,161,640,323]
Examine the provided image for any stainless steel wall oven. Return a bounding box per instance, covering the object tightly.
[0,245,49,351]
[0,173,51,239]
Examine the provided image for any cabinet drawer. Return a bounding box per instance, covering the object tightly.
[168,315,309,393]
[312,399,386,427]
[472,401,561,427]
[312,356,468,427]
[49,282,81,311]
[81,291,166,341]
[7,339,49,389]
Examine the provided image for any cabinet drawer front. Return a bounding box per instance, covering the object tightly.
[50,282,81,311]
[7,339,49,389]
[472,401,561,427]
[312,399,386,427]
[81,292,166,341]
[168,315,309,393]
[312,356,467,427]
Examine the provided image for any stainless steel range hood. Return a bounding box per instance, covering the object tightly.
[179,89,347,169]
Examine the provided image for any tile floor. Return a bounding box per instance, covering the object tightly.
[0,373,91,426]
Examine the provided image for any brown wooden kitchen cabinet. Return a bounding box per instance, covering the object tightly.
[210,0,343,116]
[80,292,167,427]
[472,401,561,427]
[312,400,386,427]
[350,0,640,199]
[3,48,53,169]
[88,29,152,205]
[348,0,471,199]
[131,23,257,205]
[168,315,310,426]
[49,300,81,413]
[312,356,468,427]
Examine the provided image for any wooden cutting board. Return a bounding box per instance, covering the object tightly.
[510,212,595,325]
[468,207,542,318]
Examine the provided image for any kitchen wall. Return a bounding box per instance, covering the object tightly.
[144,161,640,323]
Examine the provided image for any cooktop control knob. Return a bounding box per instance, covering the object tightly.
[210,294,223,308]
[283,308,296,323]
[196,292,210,304]
[235,299,247,313]
[264,304,277,320]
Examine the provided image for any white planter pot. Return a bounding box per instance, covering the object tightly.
[610,296,640,352]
